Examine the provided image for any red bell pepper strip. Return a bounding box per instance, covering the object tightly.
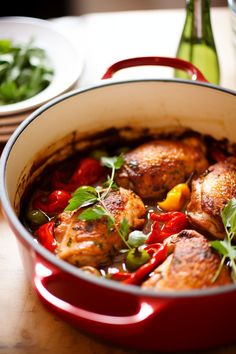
[33,190,71,214]
[161,212,188,234]
[52,157,105,192]
[110,271,132,281]
[146,211,188,244]
[145,220,161,244]
[35,221,57,252]
[150,211,184,222]
[123,243,167,285]
[144,243,165,255]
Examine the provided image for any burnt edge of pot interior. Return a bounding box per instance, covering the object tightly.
[1,78,236,299]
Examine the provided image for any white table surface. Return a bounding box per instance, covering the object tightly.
[51,7,236,90]
[1,7,236,354]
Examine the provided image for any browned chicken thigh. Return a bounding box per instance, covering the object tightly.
[142,229,232,291]
[116,137,209,199]
[187,157,236,239]
[54,187,146,267]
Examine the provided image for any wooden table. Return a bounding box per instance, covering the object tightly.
[1,7,236,354]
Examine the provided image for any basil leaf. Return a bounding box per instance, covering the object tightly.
[113,155,125,170]
[210,240,228,256]
[73,186,97,197]
[78,205,107,221]
[230,210,236,234]
[211,199,236,283]
[119,218,130,240]
[221,198,236,229]
[103,175,119,190]
[127,230,148,247]
[65,186,98,211]
[101,155,124,170]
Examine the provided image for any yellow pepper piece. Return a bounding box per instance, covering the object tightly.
[158,183,190,211]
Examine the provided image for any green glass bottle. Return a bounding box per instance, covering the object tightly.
[174,0,220,84]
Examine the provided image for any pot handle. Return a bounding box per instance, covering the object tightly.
[33,262,167,335]
[102,56,208,82]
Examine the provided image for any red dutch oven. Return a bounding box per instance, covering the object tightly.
[0,57,236,352]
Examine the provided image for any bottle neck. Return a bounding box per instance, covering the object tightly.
[186,0,211,39]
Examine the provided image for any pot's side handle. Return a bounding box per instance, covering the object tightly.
[34,265,167,336]
[102,56,208,82]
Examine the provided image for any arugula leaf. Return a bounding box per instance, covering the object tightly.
[65,186,98,211]
[0,38,54,105]
[0,39,12,53]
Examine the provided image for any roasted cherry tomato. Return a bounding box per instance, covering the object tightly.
[33,190,71,214]
[52,157,105,192]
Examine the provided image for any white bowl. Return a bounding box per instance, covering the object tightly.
[0,16,83,116]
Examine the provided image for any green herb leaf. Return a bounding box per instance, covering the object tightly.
[101,155,124,170]
[210,240,228,256]
[103,175,119,190]
[78,204,115,232]
[65,186,98,211]
[221,198,236,229]
[0,38,54,105]
[127,230,148,247]
[0,39,12,53]
[211,198,236,282]
[78,205,107,221]
[119,218,130,240]
[65,153,127,247]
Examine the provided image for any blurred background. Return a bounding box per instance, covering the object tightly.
[1,0,228,19]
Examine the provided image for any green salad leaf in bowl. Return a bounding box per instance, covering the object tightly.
[0,38,54,105]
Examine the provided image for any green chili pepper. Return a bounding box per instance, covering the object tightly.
[26,209,48,226]
[125,248,150,271]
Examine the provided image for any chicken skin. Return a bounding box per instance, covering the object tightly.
[54,187,146,267]
[142,229,232,291]
[187,157,236,239]
[116,137,209,199]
